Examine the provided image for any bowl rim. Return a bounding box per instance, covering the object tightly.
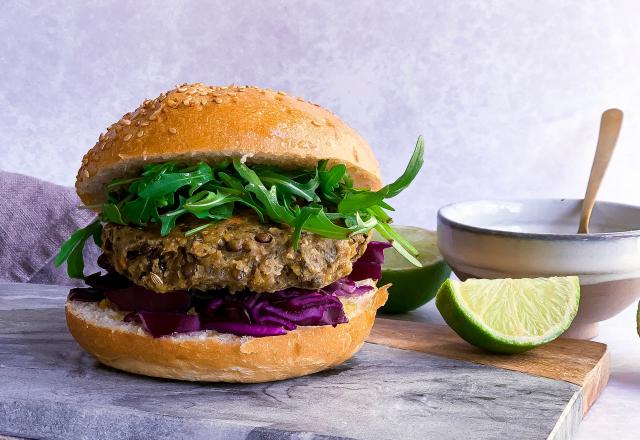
[437,198,640,241]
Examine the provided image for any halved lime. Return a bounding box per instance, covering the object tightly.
[436,277,580,353]
[375,226,451,314]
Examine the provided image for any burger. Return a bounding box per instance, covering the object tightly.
[55,83,424,383]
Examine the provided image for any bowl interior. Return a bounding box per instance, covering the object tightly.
[439,199,640,236]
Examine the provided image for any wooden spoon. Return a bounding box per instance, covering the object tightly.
[578,108,624,234]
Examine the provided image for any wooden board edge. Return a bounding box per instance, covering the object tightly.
[580,345,610,415]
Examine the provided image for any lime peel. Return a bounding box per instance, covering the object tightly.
[436,276,580,354]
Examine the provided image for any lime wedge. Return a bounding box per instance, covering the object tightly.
[436,277,580,353]
[636,301,639,337]
[375,226,451,313]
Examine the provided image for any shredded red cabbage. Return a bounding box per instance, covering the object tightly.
[197,288,347,337]
[67,240,389,338]
[361,241,391,265]
[68,287,104,302]
[84,271,130,290]
[124,311,201,338]
[321,278,374,297]
[348,241,391,281]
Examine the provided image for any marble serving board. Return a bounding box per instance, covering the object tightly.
[0,283,607,440]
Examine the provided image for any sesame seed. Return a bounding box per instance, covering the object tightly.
[83,170,90,178]
[167,100,178,107]
[183,98,192,106]
[137,130,144,138]
[214,98,223,104]
[297,97,304,101]
[227,92,237,97]
[311,120,322,126]
[237,88,246,93]
[140,109,147,115]
[99,133,105,141]
[123,134,133,141]
[169,127,177,134]
[277,90,286,95]
[148,113,158,121]
[178,86,187,92]
[140,121,150,126]
[121,119,131,125]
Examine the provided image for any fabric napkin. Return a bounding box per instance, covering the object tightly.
[0,170,100,285]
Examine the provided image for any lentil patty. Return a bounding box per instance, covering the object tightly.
[101,214,369,293]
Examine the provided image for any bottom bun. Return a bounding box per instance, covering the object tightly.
[65,284,388,383]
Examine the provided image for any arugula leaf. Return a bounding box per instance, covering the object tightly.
[302,209,353,239]
[101,203,126,225]
[184,191,234,214]
[257,169,320,202]
[159,196,187,236]
[375,223,421,267]
[246,183,296,224]
[338,188,388,214]
[346,211,379,235]
[384,135,425,198]
[123,197,157,224]
[185,222,215,237]
[290,206,320,249]
[138,162,213,199]
[53,220,102,278]
[319,161,345,190]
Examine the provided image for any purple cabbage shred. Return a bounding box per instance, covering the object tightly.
[348,241,391,281]
[124,311,201,338]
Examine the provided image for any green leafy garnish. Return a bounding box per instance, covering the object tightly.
[55,136,426,278]
[53,220,103,278]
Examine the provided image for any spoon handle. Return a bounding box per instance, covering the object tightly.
[578,108,624,234]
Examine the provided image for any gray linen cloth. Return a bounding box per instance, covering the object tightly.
[0,170,100,285]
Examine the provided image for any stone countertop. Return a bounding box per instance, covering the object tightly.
[398,300,640,440]
[0,282,586,440]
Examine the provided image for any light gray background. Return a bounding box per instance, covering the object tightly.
[2,0,640,228]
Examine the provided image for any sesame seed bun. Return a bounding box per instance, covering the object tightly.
[76,83,382,206]
[65,284,388,383]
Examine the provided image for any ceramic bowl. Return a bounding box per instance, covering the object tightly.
[437,198,640,339]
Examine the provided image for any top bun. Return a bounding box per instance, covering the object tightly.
[76,83,381,205]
